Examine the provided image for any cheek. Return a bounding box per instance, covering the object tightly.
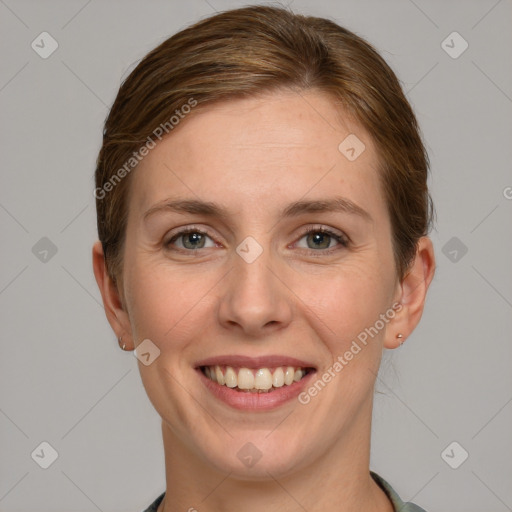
[125,266,167,339]
[296,259,394,355]
[123,255,216,347]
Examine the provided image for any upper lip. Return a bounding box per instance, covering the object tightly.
[195,355,317,370]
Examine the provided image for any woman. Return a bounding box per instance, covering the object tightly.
[92,5,435,511]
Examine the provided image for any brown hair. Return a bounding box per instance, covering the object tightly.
[95,4,433,285]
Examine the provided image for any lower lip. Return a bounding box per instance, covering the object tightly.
[197,368,316,411]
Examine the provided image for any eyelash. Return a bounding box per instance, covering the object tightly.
[164,225,349,256]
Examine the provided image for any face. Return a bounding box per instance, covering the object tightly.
[112,90,403,478]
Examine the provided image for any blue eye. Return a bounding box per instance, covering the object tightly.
[165,229,216,250]
[295,228,349,253]
[164,226,349,255]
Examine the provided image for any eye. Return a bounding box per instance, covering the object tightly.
[164,225,349,255]
[294,226,349,254]
[165,228,217,251]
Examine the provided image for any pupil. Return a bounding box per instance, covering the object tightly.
[184,232,204,249]
[309,232,329,249]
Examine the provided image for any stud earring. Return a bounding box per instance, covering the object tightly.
[118,336,126,350]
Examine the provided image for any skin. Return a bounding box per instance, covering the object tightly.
[93,89,435,512]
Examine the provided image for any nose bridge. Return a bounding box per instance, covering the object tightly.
[217,233,292,335]
[233,234,279,307]
[235,236,274,292]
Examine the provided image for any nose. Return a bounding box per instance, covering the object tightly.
[217,242,293,338]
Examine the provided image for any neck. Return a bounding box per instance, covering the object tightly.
[157,398,394,512]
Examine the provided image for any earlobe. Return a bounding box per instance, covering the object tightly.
[384,237,436,349]
[92,241,133,350]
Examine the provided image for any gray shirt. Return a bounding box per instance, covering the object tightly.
[141,471,427,511]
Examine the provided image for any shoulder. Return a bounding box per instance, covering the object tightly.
[141,491,165,512]
[142,476,427,512]
[371,471,428,512]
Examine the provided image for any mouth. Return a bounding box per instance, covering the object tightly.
[199,365,315,393]
[194,356,317,410]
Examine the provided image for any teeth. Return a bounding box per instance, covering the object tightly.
[254,368,272,390]
[284,366,295,385]
[215,366,225,386]
[202,364,309,391]
[272,367,284,388]
[237,368,254,390]
[224,366,237,388]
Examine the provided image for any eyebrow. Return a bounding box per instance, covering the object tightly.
[142,196,372,223]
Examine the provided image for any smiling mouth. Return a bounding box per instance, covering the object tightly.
[200,365,315,393]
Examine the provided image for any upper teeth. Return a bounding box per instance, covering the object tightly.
[203,365,307,391]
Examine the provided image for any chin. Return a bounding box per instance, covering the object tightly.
[196,430,313,480]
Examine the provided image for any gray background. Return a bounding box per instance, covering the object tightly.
[1,0,511,510]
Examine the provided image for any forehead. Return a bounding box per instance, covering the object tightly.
[130,89,386,222]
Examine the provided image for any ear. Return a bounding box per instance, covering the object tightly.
[92,240,134,350]
[384,236,436,349]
